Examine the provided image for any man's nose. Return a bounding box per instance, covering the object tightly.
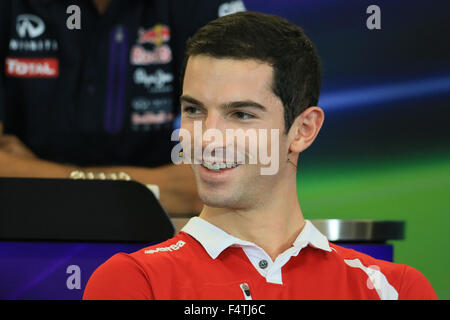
[200,112,226,151]
[203,111,222,131]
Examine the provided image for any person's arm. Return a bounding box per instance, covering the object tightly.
[0,148,202,216]
[84,163,202,216]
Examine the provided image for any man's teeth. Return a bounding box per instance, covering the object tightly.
[202,162,241,171]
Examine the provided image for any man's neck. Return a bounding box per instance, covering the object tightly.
[199,187,305,261]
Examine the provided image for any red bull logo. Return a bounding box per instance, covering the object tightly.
[137,24,170,46]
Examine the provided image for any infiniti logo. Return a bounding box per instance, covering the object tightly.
[16,14,45,38]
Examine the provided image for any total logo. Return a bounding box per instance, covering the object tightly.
[5,57,59,78]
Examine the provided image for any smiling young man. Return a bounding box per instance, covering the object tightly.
[83,11,438,300]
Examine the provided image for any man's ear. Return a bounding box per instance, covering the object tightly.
[288,106,325,154]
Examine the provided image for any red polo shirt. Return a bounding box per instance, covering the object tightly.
[83,217,438,300]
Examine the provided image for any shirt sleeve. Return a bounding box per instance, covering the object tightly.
[398,265,438,300]
[83,253,155,300]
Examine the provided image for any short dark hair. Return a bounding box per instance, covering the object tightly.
[181,11,322,133]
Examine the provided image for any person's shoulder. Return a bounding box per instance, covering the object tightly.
[83,233,195,299]
[83,250,152,299]
[329,243,399,268]
[91,232,199,274]
[329,243,438,299]
[395,263,438,299]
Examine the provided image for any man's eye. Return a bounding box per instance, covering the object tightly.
[233,111,254,120]
[183,106,202,115]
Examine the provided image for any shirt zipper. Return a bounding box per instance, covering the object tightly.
[240,283,253,300]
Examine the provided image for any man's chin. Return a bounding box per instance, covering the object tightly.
[198,189,241,209]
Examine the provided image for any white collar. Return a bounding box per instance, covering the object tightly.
[181,216,332,260]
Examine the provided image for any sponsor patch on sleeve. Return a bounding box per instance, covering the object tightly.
[144,240,186,254]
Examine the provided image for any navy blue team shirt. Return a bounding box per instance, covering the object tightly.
[0,0,245,167]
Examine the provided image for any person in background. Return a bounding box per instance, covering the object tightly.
[0,0,246,215]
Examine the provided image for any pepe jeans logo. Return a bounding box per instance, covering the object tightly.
[133,68,173,93]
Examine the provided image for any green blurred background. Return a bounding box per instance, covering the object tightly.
[245,0,450,300]
[298,149,450,299]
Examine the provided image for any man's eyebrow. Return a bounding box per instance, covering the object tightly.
[179,95,267,112]
[222,100,267,112]
[179,95,204,107]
